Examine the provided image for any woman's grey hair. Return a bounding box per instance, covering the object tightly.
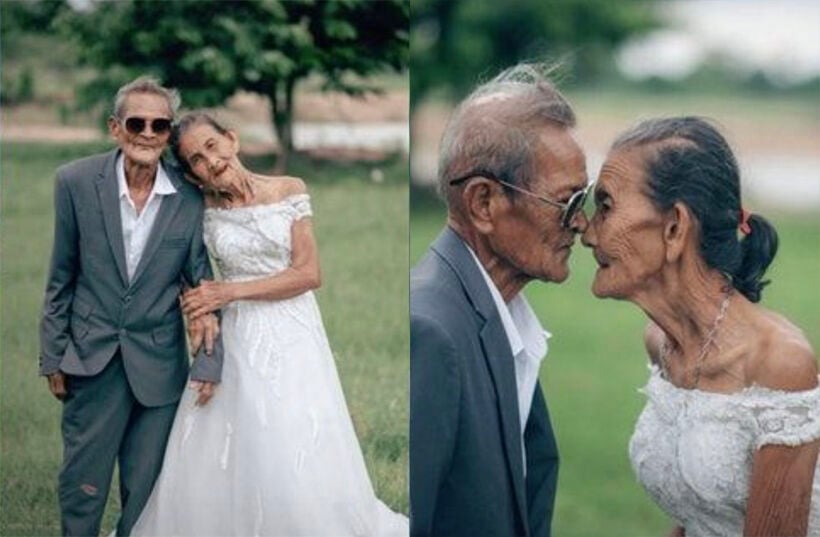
[438,62,576,207]
[112,76,180,119]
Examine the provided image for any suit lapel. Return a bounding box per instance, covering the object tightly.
[128,159,183,288]
[431,227,530,529]
[95,150,129,287]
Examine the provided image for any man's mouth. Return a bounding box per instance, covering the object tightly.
[594,251,611,268]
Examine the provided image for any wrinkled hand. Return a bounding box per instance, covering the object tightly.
[181,280,232,320]
[186,312,220,356]
[47,372,68,401]
[188,380,217,406]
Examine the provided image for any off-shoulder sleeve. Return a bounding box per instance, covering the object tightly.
[287,193,312,221]
[749,385,820,448]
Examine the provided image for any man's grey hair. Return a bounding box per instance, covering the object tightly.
[438,63,576,208]
[113,76,180,119]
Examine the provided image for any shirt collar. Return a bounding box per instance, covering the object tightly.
[465,246,551,361]
[116,153,177,200]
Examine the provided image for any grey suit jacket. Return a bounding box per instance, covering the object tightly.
[39,149,223,407]
[410,227,559,537]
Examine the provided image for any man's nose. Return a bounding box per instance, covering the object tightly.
[569,210,589,234]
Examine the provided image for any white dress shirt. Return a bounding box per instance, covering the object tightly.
[117,154,176,281]
[467,246,551,473]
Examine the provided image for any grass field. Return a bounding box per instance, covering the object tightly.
[0,142,409,536]
[411,190,820,537]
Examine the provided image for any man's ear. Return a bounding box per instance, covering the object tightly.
[664,201,694,263]
[463,178,497,234]
[107,116,120,139]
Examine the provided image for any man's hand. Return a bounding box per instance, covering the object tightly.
[187,313,220,356]
[47,372,68,401]
[189,380,217,406]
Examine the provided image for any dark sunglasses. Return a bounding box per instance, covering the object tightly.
[449,170,592,229]
[118,116,172,135]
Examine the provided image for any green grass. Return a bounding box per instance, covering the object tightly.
[411,193,820,537]
[0,142,409,536]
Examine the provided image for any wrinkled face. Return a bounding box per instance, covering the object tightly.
[109,93,172,167]
[489,126,589,284]
[582,146,667,299]
[176,122,240,191]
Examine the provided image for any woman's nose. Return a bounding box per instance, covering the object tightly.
[581,223,596,248]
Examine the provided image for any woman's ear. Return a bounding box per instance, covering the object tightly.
[664,201,694,263]
[463,178,497,235]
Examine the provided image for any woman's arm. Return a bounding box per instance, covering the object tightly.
[744,340,819,536]
[744,440,818,536]
[182,214,321,319]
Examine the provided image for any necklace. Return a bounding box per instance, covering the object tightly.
[659,289,732,389]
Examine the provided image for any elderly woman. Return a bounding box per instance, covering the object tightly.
[582,117,819,536]
[130,113,407,536]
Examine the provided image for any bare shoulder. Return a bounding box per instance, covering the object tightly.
[644,321,665,366]
[748,310,818,391]
[253,175,308,203]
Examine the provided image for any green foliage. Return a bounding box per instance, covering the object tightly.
[0,141,409,534]
[410,0,657,105]
[55,0,409,170]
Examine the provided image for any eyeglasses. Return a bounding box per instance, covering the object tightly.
[117,116,172,136]
[449,170,593,229]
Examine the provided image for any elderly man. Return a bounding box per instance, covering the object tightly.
[410,64,591,537]
[39,76,222,536]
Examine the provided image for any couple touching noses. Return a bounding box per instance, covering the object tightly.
[410,63,819,537]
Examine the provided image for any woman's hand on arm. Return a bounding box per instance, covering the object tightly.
[182,217,321,319]
[181,280,236,319]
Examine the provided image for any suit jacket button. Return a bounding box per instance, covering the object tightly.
[120,328,127,336]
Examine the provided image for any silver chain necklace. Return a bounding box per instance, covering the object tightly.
[659,289,733,389]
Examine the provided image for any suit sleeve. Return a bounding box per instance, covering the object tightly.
[524,381,560,537]
[410,312,460,537]
[183,206,224,382]
[38,171,79,376]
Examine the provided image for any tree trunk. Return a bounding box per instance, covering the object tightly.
[270,77,296,174]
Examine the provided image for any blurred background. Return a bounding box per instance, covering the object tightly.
[410,0,819,535]
[1,1,408,534]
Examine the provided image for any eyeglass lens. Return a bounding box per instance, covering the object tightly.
[124,117,172,135]
[561,188,588,228]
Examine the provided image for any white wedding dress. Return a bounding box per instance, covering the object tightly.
[131,194,407,536]
[629,365,820,536]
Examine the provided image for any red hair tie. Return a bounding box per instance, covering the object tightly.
[739,208,752,235]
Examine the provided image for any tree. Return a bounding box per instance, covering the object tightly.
[410,0,657,106]
[58,0,408,171]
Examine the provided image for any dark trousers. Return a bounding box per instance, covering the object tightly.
[59,353,178,536]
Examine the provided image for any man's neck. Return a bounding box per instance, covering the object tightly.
[447,220,530,302]
[124,157,159,191]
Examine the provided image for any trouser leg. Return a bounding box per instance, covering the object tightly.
[59,355,132,537]
[116,398,178,536]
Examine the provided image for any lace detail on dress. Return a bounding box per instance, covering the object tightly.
[747,388,820,448]
[629,365,820,537]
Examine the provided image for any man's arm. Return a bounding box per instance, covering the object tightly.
[409,313,460,537]
[524,383,560,537]
[182,210,223,384]
[39,171,79,378]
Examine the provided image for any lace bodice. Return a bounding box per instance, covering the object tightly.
[629,365,820,536]
[203,194,312,281]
